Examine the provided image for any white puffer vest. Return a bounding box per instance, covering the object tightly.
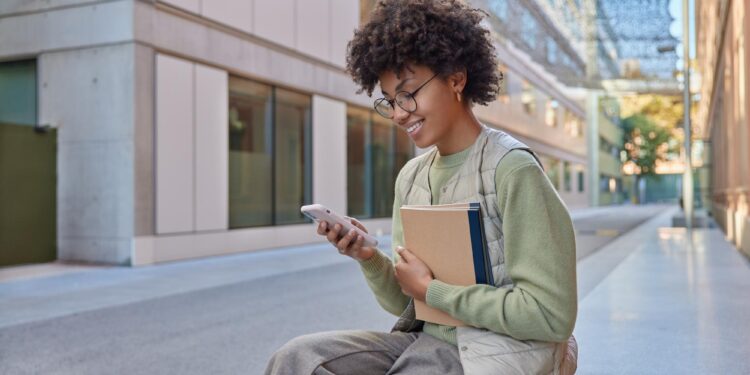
[392,125,567,375]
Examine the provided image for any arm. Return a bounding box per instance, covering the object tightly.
[424,151,577,342]
[358,173,411,317]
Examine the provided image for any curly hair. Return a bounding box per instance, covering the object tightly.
[346,0,501,106]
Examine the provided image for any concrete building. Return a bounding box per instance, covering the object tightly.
[0,0,593,267]
[696,0,750,257]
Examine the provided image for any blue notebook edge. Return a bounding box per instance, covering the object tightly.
[467,203,494,286]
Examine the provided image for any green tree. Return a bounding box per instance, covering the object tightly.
[622,114,676,202]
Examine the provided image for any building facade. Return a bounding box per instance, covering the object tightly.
[0,0,591,267]
[478,0,590,208]
[696,0,750,257]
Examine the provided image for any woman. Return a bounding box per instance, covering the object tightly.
[266,1,577,373]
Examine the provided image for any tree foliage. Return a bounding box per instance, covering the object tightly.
[622,114,675,175]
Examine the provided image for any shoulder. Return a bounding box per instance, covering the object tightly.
[396,148,434,184]
[395,150,433,191]
[493,149,551,201]
[484,126,529,151]
[495,149,541,180]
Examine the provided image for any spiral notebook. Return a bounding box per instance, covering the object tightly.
[399,202,493,326]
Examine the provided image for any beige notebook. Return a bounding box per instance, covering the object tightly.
[400,202,492,327]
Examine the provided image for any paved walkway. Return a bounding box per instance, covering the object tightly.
[574,207,750,374]
[1,204,748,374]
[0,204,663,329]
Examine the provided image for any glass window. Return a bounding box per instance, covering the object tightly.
[371,115,395,218]
[521,9,537,49]
[393,125,413,192]
[577,169,585,193]
[274,88,312,225]
[347,107,370,218]
[489,0,508,20]
[599,136,620,158]
[563,110,572,135]
[600,175,616,193]
[0,60,36,126]
[521,80,536,115]
[547,37,557,64]
[545,99,558,127]
[228,77,312,228]
[229,77,274,228]
[347,106,414,219]
[564,109,583,137]
[563,161,571,192]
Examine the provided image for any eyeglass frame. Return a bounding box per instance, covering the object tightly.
[373,72,440,119]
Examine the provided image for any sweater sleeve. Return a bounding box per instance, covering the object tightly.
[424,150,578,342]
[357,171,411,317]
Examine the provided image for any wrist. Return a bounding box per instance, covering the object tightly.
[355,247,376,261]
[417,277,434,301]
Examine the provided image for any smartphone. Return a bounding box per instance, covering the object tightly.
[301,204,379,247]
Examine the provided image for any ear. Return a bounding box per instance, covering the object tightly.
[448,68,468,93]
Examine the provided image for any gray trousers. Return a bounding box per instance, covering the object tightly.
[265,330,463,375]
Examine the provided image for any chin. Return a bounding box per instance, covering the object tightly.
[413,137,434,150]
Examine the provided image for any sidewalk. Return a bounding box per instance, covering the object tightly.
[1,204,749,374]
[0,203,648,329]
[574,206,750,374]
[0,236,390,329]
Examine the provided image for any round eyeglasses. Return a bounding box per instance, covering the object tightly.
[373,73,439,119]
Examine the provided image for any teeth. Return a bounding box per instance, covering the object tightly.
[407,121,423,133]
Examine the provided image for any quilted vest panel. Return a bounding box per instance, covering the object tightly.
[395,125,538,287]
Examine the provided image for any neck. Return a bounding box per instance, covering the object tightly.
[435,108,482,155]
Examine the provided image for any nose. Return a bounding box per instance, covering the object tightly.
[392,103,411,125]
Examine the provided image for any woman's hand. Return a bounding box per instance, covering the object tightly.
[394,247,434,301]
[317,218,376,261]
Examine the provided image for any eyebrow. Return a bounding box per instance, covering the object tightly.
[381,77,414,97]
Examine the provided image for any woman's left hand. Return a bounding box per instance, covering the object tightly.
[394,247,434,301]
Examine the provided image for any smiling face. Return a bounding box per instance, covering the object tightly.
[377,65,468,152]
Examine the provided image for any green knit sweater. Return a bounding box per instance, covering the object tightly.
[359,147,577,345]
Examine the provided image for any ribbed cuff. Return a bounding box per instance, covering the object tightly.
[426,279,461,311]
[358,250,391,275]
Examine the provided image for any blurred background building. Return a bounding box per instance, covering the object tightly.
[0,0,728,266]
[695,0,750,257]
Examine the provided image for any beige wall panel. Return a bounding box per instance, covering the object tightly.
[195,64,229,232]
[330,0,360,67]
[254,0,295,49]
[156,54,195,234]
[201,0,253,34]
[296,0,330,62]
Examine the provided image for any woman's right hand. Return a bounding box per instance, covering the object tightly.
[317,218,376,261]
